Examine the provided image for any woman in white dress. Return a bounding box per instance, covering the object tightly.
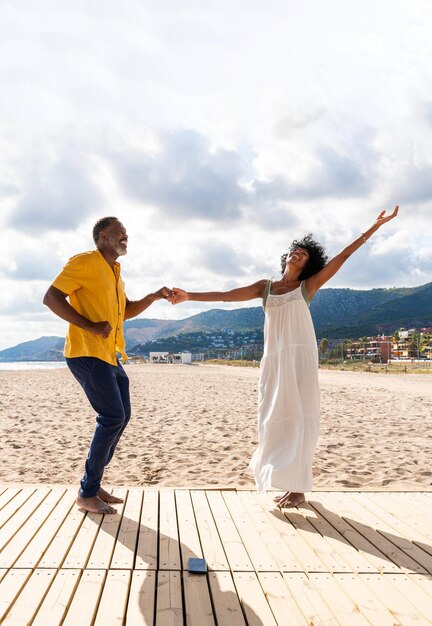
[170,207,398,507]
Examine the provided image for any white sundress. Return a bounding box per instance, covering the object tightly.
[249,281,320,493]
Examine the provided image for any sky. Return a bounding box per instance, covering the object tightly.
[1,0,432,351]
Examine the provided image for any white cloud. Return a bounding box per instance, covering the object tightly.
[0,0,431,350]
[109,130,249,221]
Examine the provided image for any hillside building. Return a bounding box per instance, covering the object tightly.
[343,329,432,362]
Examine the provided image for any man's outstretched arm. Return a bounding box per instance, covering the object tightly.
[124,286,172,320]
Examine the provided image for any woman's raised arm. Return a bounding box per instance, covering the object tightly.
[305,206,399,300]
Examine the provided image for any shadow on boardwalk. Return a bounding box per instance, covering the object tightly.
[0,487,265,625]
[89,492,263,625]
[270,495,432,577]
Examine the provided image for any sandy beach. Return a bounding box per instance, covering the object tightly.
[1,364,431,491]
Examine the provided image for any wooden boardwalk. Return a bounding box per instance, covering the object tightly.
[0,487,432,625]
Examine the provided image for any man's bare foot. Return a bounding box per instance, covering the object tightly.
[97,487,124,504]
[275,492,306,508]
[76,495,117,514]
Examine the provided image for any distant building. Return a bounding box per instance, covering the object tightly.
[149,351,192,364]
[346,336,393,363]
[343,329,432,363]
[149,351,169,363]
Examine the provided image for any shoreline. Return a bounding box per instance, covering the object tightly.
[1,358,431,375]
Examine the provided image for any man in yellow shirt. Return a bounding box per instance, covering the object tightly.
[43,217,171,514]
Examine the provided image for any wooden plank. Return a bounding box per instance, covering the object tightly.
[38,503,87,568]
[240,491,305,572]
[62,570,106,626]
[404,492,432,515]
[155,570,183,626]
[0,569,33,623]
[355,491,432,538]
[111,489,142,569]
[284,504,352,573]
[14,490,76,568]
[324,492,417,573]
[256,493,329,573]
[378,492,432,538]
[1,569,55,625]
[257,572,308,625]
[360,492,432,546]
[175,490,203,569]
[159,489,181,571]
[190,491,229,571]
[233,571,278,625]
[135,490,159,570]
[309,573,370,626]
[125,570,156,626]
[0,488,66,568]
[359,573,432,626]
[351,493,432,574]
[400,494,432,543]
[383,574,432,622]
[94,569,131,626]
[278,503,349,575]
[321,493,400,574]
[0,488,48,551]
[301,500,376,574]
[223,491,279,571]
[208,571,246,626]
[408,573,432,603]
[307,498,382,574]
[206,491,254,571]
[87,489,127,569]
[183,572,215,626]
[4,487,432,626]
[31,569,81,626]
[334,574,400,626]
[62,510,104,569]
[0,488,21,512]
[282,573,338,625]
[0,488,35,529]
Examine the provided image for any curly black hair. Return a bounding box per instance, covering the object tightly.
[280,234,328,280]
[92,216,118,244]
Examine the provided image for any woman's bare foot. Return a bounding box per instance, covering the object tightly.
[275,492,306,508]
[76,495,117,514]
[97,487,124,504]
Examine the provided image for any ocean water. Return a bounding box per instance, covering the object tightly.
[0,361,67,371]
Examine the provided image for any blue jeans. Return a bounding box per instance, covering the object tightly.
[66,357,131,498]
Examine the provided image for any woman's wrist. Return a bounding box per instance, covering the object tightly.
[362,223,379,243]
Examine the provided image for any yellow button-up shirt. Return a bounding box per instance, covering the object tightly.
[52,250,128,366]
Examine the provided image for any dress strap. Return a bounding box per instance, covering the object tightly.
[262,280,272,311]
[300,281,310,306]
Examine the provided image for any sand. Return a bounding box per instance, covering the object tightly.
[1,364,431,490]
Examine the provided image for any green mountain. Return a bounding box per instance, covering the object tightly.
[0,336,65,362]
[123,306,264,347]
[1,282,431,360]
[311,282,432,338]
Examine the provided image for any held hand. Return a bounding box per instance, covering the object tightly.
[154,286,173,300]
[169,288,189,305]
[374,205,399,228]
[88,321,112,338]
